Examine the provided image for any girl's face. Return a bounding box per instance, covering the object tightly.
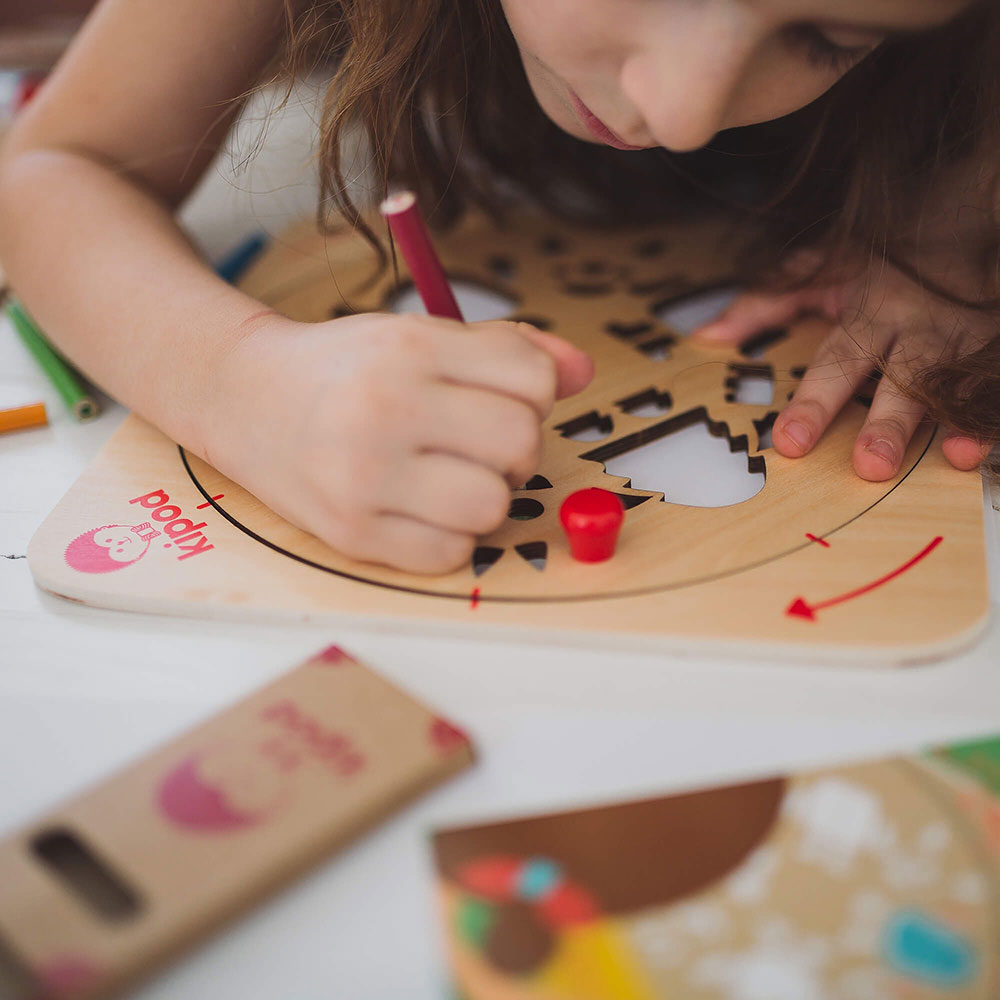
[502,0,971,152]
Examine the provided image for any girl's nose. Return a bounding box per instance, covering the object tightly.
[619,9,754,152]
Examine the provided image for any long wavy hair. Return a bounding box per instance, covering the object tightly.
[277,0,1000,447]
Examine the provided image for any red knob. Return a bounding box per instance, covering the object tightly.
[559,489,625,562]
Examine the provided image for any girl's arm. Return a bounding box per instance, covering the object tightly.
[0,0,594,573]
[0,0,290,456]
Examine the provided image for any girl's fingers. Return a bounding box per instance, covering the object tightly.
[851,369,927,481]
[692,288,831,346]
[421,383,543,487]
[772,324,885,459]
[434,320,590,417]
[383,453,511,536]
[942,432,991,471]
[325,509,475,576]
[514,326,595,399]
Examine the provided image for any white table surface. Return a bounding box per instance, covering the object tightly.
[4,84,1000,1000]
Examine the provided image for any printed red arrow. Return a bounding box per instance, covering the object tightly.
[786,536,943,622]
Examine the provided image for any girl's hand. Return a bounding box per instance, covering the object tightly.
[691,261,992,479]
[208,312,594,574]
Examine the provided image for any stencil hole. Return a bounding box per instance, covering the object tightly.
[389,279,516,322]
[654,285,740,334]
[520,475,553,490]
[514,541,547,571]
[32,828,142,923]
[755,413,778,450]
[556,411,614,442]
[638,336,675,361]
[740,328,788,359]
[539,236,566,255]
[583,410,765,507]
[725,366,774,406]
[508,498,544,521]
[606,321,654,340]
[617,388,672,417]
[472,547,503,576]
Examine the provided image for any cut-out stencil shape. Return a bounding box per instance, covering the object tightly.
[741,328,788,359]
[390,280,516,322]
[655,286,740,334]
[522,475,552,491]
[755,414,777,450]
[597,417,765,507]
[638,337,673,361]
[508,498,544,521]
[557,412,614,443]
[617,388,672,418]
[514,542,547,572]
[726,368,775,406]
[471,547,504,577]
[606,321,655,340]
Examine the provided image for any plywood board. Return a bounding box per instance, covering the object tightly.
[28,212,990,663]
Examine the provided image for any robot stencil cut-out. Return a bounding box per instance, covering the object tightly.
[27,211,989,663]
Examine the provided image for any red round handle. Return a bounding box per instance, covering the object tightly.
[559,489,625,562]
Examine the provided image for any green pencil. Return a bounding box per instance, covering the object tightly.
[5,300,99,422]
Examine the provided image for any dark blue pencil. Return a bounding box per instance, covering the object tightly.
[215,233,269,284]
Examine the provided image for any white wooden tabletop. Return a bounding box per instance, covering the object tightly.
[4,84,1000,1000]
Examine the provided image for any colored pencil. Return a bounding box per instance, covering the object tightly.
[216,232,269,284]
[5,300,99,421]
[0,401,47,435]
[379,191,463,321]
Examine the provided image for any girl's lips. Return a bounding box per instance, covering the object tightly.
[568,91,648,151]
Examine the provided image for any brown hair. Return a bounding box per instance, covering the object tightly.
[278,0,1000,449]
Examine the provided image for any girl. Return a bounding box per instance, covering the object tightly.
[0,0,994,574]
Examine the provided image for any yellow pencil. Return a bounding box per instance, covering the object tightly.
[0,401,48,434]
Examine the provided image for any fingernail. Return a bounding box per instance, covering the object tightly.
[865,439,897,467]
[782,420,812,452]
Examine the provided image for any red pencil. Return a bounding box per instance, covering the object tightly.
[379,191,464,321]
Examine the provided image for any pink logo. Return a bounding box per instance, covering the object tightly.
[63,489,215,574]
[158,744,289,832]
[64,522,160,573]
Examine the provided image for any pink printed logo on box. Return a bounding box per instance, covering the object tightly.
[158,743,290,832]
[157,700,367,832]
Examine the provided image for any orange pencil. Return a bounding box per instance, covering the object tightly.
[0,401,48,435]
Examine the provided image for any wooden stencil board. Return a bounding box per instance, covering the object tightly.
[28,212,990,663]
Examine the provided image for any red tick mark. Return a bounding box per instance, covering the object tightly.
[787,536,943,622]
[805,533,830,548]
[470,588,481,610]
[197,494,225,509]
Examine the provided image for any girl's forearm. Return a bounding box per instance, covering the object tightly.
[0,147,273,456]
